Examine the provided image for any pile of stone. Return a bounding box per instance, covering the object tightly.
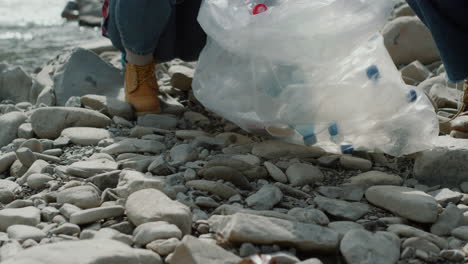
[1,1,468,264]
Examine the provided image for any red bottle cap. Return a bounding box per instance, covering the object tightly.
[253,4,268,15]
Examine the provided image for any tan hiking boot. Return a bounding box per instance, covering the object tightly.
[125,61,161,115]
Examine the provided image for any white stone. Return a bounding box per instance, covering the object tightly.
[66,158,118,178]
[56,185,101,209]
[7,225,46,242]
[41,48,124,106]
[61,127,112,145]
[0,207,40,231]
[126,189,192,235]
[146,238,180,256]
[2,239,161,264]
[133,221,182,246]
[27,173,53,190]
[31,107,112,139]
[168,236,241,264]
[70,206,125,225]
[400,60,432,85]
[113,170,165,199]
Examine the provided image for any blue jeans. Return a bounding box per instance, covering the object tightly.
[407,0,468,82]
[105,0,206,62]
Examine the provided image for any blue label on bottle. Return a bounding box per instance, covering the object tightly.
[366,65,380,81]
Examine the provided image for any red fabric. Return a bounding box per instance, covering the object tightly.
[101,0,110,36]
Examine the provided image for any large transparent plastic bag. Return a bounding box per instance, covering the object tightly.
[192,0,439,156]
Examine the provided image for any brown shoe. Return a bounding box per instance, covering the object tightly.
[125,61,161,115]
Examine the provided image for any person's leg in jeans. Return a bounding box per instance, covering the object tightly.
[406,0,468,83]
[106,0,173,114]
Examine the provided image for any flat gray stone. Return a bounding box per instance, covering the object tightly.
[315,196,369,221]
[339,156,372,171]
[264,161,288,183]
[169,236,241,264]
[27,173,53,190]
[137,114,178,130]
[208,213,339,251]
[0,153,17,174]
[430,203,464,236]
[31,107,112,139]
[0,207,40,231]
[340,230,400,264]
[0,112,27,147]
[66,158,118,178]
[70,206,125,225]
[387,224,448,249]
[252,140,325,159]
[414,136,468,187]
[365,186,439,223]
[7,225,46,242]
[146,238,180,256]
[126,189,192,235]
[186,180,239,199]
[170,144,198,164]
[451,226,468,241]
[17,159,49,185]
[0,179,20,193]
[113,170,165,199]
[328,221,364,240]
[133,221,182,246]
[2,239,161,264]
[101,139,165,155]
[246,185,283,210]
[200,166,252,190]
[286,163,324,187]
[402,237,440,254]
[288,208,330,225]
[61,127,112,145]
[56,185,101,209]
[349,171,403,187]
[429,188,463,207]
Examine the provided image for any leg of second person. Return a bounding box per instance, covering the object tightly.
[114,0,173,114]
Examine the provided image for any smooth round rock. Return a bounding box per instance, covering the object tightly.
[7,225,46,242]
[27,173,53,190]
[61,127,112,145]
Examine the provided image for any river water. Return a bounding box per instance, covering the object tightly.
[0,0,101,73]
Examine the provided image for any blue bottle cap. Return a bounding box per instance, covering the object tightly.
[366,65,380,81]
[407,89,417,103]
[341,144,354,154]
[303,133,317,146]
[328,123,339,137]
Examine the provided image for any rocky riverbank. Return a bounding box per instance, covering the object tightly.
[0,1,468,264]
